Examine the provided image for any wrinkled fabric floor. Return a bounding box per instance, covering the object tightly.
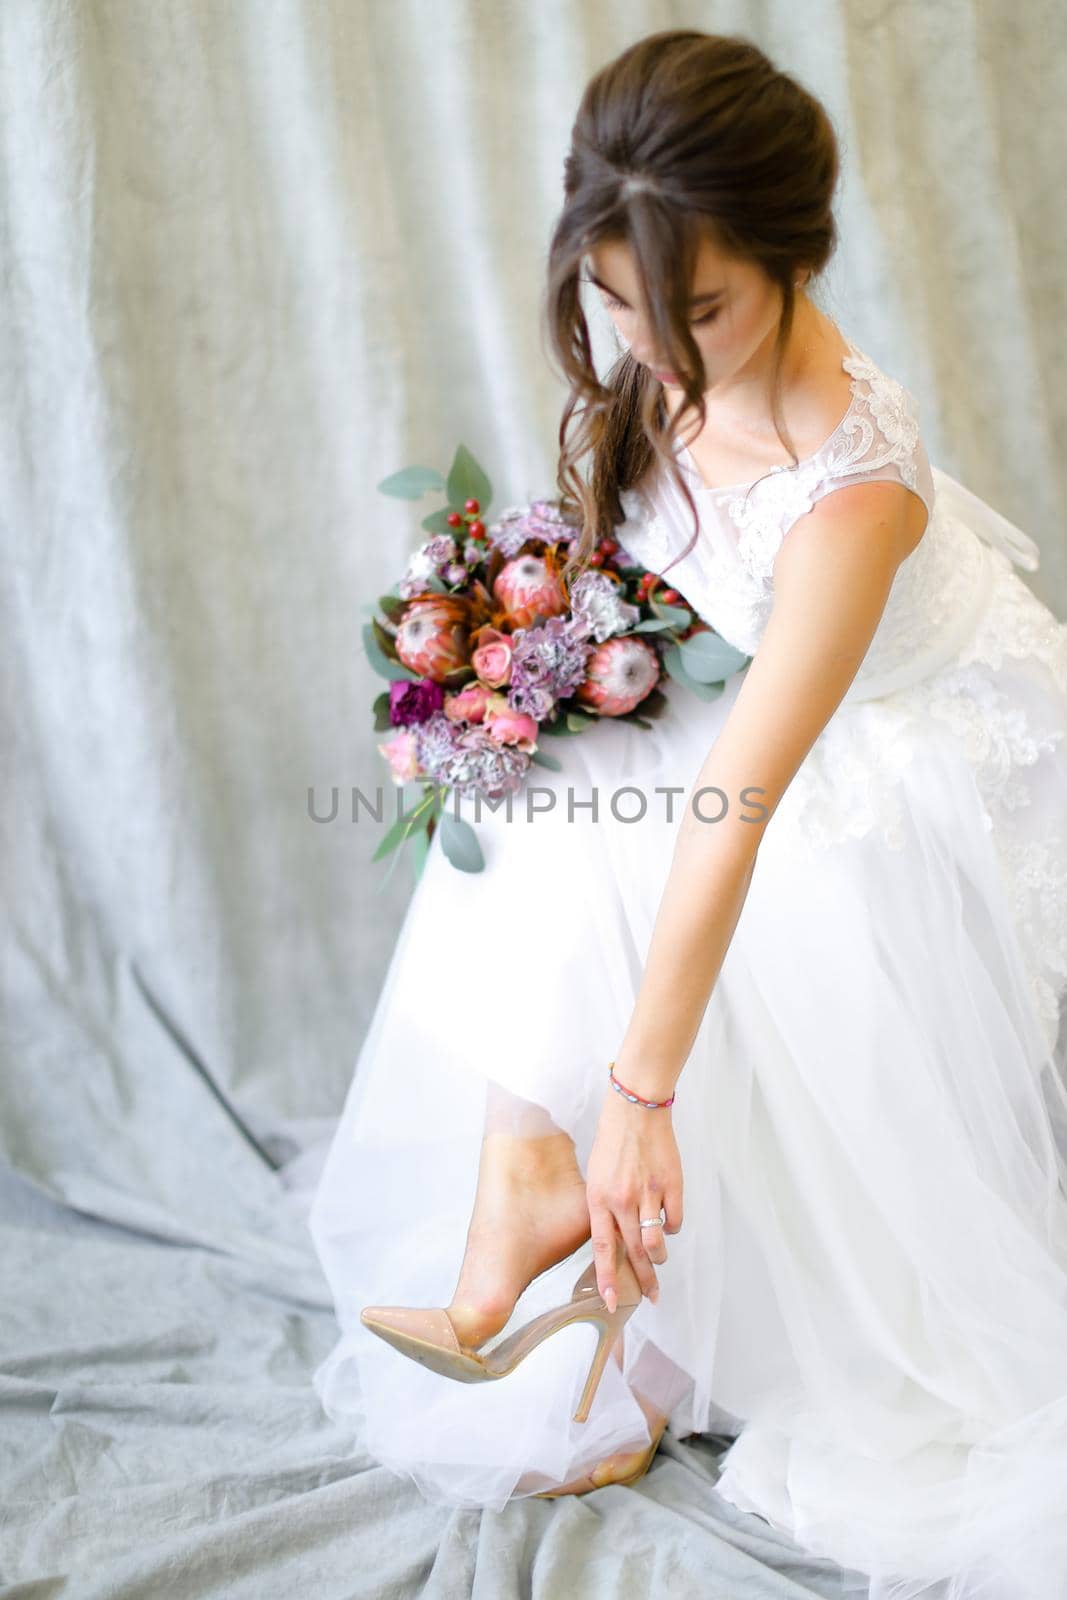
[0,962,868,1599]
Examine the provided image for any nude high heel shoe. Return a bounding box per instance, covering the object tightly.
[532,1411,670,1498]
[360,1242,643,1425]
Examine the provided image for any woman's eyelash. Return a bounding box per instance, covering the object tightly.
[599,291,719,327]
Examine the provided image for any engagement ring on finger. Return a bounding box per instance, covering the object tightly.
[639,1209,666,1229]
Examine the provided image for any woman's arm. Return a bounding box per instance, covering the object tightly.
[587,479,926,1306]
[614,478,922,1098]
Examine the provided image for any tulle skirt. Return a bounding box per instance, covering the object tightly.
[305,544,1067,1600]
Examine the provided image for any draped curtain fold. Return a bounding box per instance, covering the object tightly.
[3,2,1064,1126]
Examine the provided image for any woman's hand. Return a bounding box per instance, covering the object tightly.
[585,1083,684,1312]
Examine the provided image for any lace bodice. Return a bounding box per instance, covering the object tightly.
[616,341,954,694]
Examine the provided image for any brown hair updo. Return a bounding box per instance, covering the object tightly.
[543,29,841,591]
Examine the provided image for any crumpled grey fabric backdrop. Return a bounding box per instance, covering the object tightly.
[2,1,1064,1595]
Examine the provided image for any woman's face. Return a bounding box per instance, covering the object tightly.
[583,233,795,393]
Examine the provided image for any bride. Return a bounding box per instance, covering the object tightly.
[306,27,1067,1600]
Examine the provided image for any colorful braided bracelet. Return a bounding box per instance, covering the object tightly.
[608,1060,676,1109]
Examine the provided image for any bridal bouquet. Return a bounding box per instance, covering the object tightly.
[365,445,747,879]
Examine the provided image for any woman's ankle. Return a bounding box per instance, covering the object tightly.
[479,1129,583,1186]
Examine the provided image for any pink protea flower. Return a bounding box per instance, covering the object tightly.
[470,627,514,688]
[443,682,493,723]
[492,554,566,628]
[377,729,421,784]
[574,635,660,716]
[394,598,470,681]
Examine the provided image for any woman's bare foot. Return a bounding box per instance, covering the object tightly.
[445,1129,591,1348]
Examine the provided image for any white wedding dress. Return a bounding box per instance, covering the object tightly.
[306,335,1067,1600]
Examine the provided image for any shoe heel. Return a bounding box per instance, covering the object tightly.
[572,1301,638,1423]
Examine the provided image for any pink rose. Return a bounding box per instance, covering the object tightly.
[377,729,421,784]
[443,683,493,723]
[484,705,539,750]
[471,628,514,688]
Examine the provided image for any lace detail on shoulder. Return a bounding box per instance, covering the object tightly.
[828,346,923,492]
[727,344,929,584]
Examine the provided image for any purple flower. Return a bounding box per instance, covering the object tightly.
[487,500,581,559]
[568,569,641,642]
[389,678,445,726]
[506,615,593,719]
[424,534,458,565]
[414,712,530,800]
[398,534,460,598]
[412,710,462,771]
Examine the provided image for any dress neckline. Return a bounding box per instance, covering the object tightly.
[672,336,863,497]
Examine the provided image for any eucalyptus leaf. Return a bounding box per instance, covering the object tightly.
[410,826,431,883]
[650,600,693,629]
[446,445,492,515]
[373,787,442,894]
[372,691,393,732]
[440,664,477,688]
[566,711,595,732]
[439,810,485,873]
[678,630,750,683]
[371,791,436,863]
[662,642,726,702]
[530,747,563,771]
[635,686,669,719]
[370,614,400,660]
[378,594,406,623]
[629,618,676,633]
[420,506,459,536]
[378,465,446,499]
[362,621,421,683]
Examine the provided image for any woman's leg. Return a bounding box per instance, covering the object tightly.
[458,1084,680,1494]
[444,1081,592,1347]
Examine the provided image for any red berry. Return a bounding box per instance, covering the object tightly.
[464,498,481,515]
[662,588,680,603]
[446,511,463,527]
[590,552,603,566]
[468,520,486,539]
